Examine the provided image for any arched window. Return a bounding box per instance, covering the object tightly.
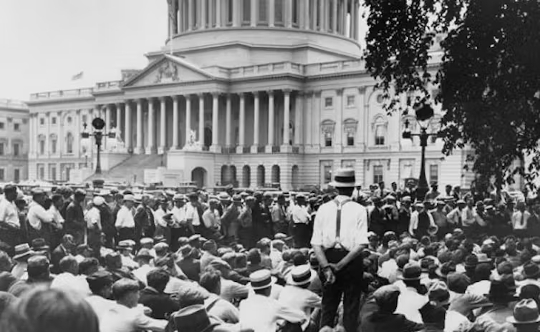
[242,165,251,188]
[372,115,387,146]
[66,132,74,154]
[321,119,335,147]
[257,165,265,187]
[50,134,57,154]
[38,135,46,155]
[344,118,358,146]
[271,165,280,185]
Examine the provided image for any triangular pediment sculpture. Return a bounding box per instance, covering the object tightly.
[123,55,213,87]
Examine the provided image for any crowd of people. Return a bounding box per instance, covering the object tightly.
[0,169,539,332]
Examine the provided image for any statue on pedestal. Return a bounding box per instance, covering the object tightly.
[183,129,203,151]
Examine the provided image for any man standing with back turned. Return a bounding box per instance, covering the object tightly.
[311,168,369,332]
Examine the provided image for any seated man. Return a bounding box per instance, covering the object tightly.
[139,269,180,320]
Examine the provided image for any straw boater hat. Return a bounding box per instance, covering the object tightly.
[249,270,275,290]
[287,265,315,287]
[507,299,540,325]
[13,244,35,261]
[329,168,358,188]
[399,262,422,281]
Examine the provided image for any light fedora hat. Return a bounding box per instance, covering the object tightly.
[329,168,359,188]
[507,299,540,325]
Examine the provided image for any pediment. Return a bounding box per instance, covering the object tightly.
[123,55,213,87]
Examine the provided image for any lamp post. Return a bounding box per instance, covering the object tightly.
[402,101,439,201]
[81,117,115,175]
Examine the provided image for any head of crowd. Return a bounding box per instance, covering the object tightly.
[0,171,539,332]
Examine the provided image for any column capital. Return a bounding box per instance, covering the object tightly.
[252,91,260,97]
[174,95,182,101]
[75,109,82,114]
[57,110,63,116]
[197,92,205,98]
[159,96,167,101]
[282,89,293,94]
[358,86,367,94]
[115,101,123,107]
[237,92,246,98]
[211,92,221,98]
[313,90,322,96]
[147,97,156,102]
[336,88,344,96]
[267,90,275,96]
[304,90,313,96]
[296,90,305,97]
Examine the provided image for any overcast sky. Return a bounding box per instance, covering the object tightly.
[0,0,166,101]
[0,1,366,102]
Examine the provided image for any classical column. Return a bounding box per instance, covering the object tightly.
[104,105,111,149]
[335,89,343,149]
[340,0,346,35]
[147,98,156,154]
[304,0,310,30]
[198,94,205,144]
[232,0,240,27]
[286,0,293,28]
[294,92,303,146]
[304,92,312,147]
[210,93,221,152]
[123,103,131,151]
[115,103,122,135]
[74,110,81,157]
[269,0,275,27]
[57,111,63,155]
[200,0,206,29]
[353,0,359,40]
[158,97,167,154]
[216,0,222,27]
[28,115,33,156]
[281,90,292,152]
[188,0,193,31]
[185,95,192,147]
[312,0,317,30]
[250,0,257,26]
[237,93,246,153]
[172,96,179,149]
[266,90,275,152]
[225,94,232,147]
[178,0,183,33]
[313,91,321,147]
[251,92,260,153]
[332,0,338,33]
[135,99,143,154]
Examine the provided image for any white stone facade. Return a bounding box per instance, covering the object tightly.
[0,99,29,183]
[27,0,474,190]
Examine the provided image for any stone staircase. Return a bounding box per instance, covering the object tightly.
[86,154,167,184]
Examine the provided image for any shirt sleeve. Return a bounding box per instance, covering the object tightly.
[356,206,369,246]
[115,209,125,228]
[202,210,213,228]
[275,303,306,325]
[0,201,7,223]
[310,205,325,247]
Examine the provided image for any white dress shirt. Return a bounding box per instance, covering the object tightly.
[171,205,187,228]
[395,287,428,324]
[51,272,92,297]
[85,207,102,230]
[512,210,531,230]
[408,210,436,236]
[185,204,200,226]
[311,196,369,251]
[0,195,19,228]
[202,209,221,229]
[48,205,64,227]
[153,208,168,228]
[115,206,135,229]
[278,285,321,330]
[239,294,305,332]
[27,201,54,230]
[291,204,310,224]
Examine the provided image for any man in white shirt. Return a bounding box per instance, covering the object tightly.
[202,199,223,241]
[171,194,189,250]
[311,168,369,332]
[0,184,21,247]
[186,192,201,234]
[239,270,305,332]
[199,269,240,323]
[153,198,170,245]
[86,196,104,254]
[27,189,54,245]
[512,201,531,238]
[291,194,311,248]
[116,194,136,242]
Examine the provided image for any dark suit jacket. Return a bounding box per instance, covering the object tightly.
[51,244,69,274]
[139,287,179,319]
[177,258,200,282]
[360,300,423,332]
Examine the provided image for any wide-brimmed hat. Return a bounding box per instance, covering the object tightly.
[140,238,154,246]
[523,262,540,279]
[173,194,186,202]
[13,244,35,260]
[93,196,105,206]
[476,253,492,264]
[180,245,196,258]
[507,299,540,325]
[31,238,50,252]
[172,304,219,332]
[436,262,457,278]
[123,194,135,202]
[218,192,231,201]
[464,254,479,268]
[400,262,422,280]
[135,248,154,260]
[117,240,134,250]
[428,281,451,306]
[329,168,358,188]
[249,269,274,290]
[287,265,315,286]
[428,225,439,236]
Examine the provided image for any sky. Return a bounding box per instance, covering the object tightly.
[0,0,367,102]
[0,0,167,101]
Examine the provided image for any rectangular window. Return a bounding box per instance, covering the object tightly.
[347,95,355,107]
[14,123,20,131]
[40,140,45,155]
[14,169,20,182]
[375,126,385,145]
[258,0,268,23]
[51,139,57,154]
[325,97,333,108]
[38,164,45,180]
[13,143,19,156]
[325,136,332,147]
[242,0,251,24]
[274,0,283,26]
[51,117,57,125]
[373,165,384,184]
[347,136,354,146]
[40,118,45,125]
[0,122,4,130]
[227,0,233,25]
[324,165,332,184]
[51,166,57,181]
[0,143,3,156]
[82,115,87,124]
[292,0,298,25]
[0,169,4,181]
[430,164,439,184]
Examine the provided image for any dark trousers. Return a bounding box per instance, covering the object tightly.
[319,248,364,332]
[293,223,311,248]
[118,228,136,242]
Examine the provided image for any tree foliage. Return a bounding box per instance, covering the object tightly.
[363,0,540,188]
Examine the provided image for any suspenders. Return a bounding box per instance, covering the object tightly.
[333,198,351,249]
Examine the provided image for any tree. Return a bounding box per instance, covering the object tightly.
[363,0,540,189]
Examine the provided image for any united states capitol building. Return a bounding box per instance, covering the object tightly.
[27,0,474,191]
